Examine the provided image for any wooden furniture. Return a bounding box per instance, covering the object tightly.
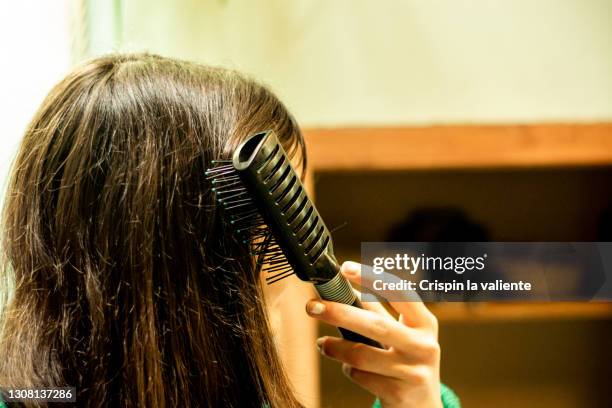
[300,123,612,408]
[304,124,612,170]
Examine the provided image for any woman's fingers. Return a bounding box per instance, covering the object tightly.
[352,288,395,319]
[317,336,412,378]
[306,299,431,354]
[311,262,443,407]
[341,261,438,332]
[343,364,405,405]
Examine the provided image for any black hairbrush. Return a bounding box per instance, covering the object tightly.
[206,130,381,348]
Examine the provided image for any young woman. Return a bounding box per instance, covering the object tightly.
[0,54,458,407]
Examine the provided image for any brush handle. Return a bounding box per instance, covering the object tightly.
[315,274,383,349]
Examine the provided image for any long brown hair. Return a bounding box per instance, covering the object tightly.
[0,53,305,407]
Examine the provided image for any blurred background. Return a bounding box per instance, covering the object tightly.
[1,1,612,407]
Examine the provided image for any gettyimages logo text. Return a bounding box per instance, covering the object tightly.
[372,253,488,275]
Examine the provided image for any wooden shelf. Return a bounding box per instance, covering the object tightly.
[429,302,612,322]
[304,124,612,171]
[304,125,612,322]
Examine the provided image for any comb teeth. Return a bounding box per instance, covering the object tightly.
[208,130,339,285]
[205,162,295,284]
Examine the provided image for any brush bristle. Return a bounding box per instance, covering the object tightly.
[206,162,295,283]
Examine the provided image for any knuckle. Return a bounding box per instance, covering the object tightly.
[408,365,431,386]
[420,339,441,361]
[344,343,367,367]
[370,316,390,337]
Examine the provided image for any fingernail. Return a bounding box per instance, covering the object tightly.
[342,261,360,276]
[316,337,326,355]
[308,301,326,315]
[342,364,352,377]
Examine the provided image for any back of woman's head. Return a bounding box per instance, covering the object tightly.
[0,53,304,407]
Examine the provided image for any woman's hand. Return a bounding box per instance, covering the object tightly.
[306,261,442,408]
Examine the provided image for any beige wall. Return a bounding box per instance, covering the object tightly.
[112,0,612,126]
[0,1,73,209]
